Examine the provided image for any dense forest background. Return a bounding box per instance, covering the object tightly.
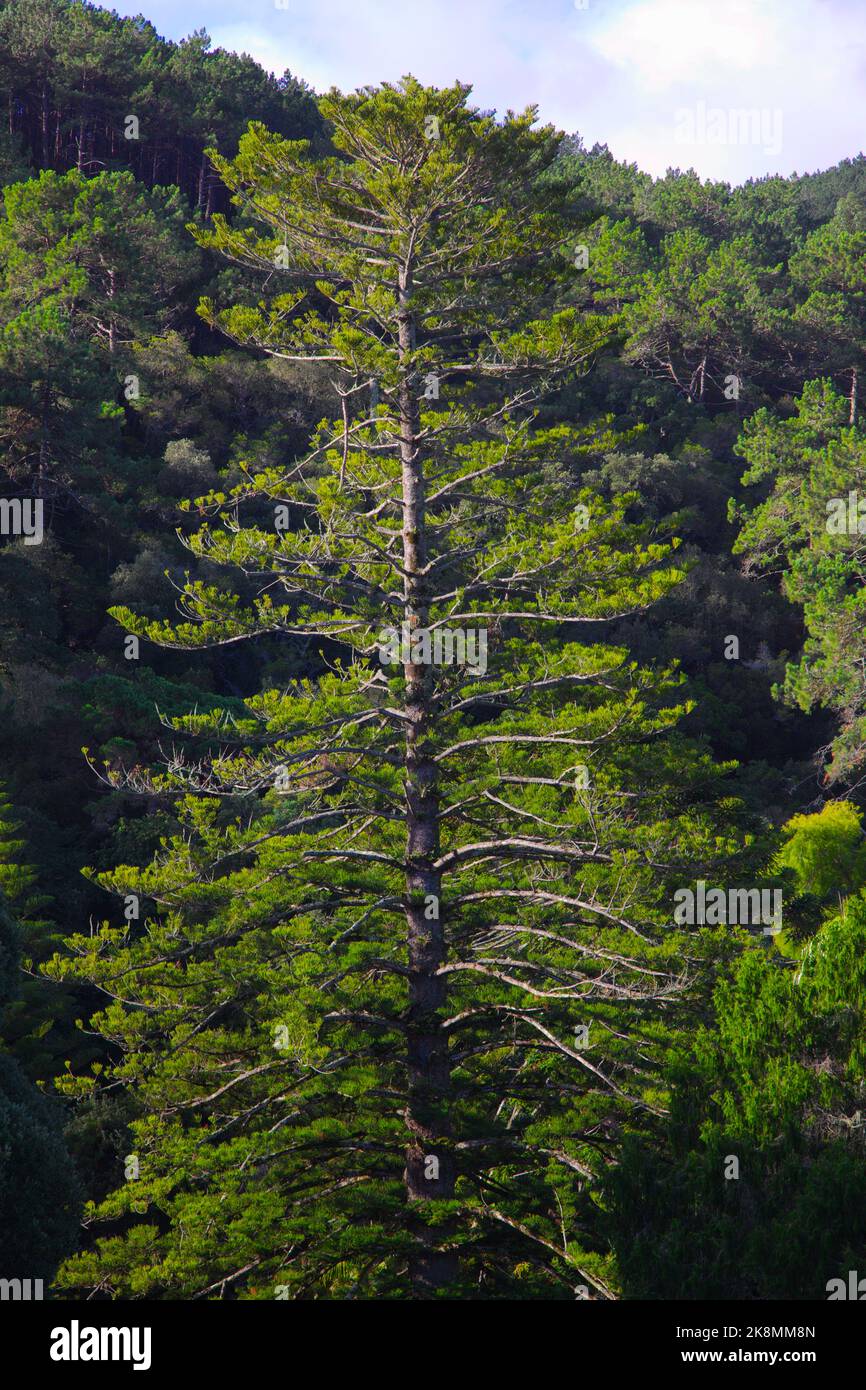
[3,0,866,1300]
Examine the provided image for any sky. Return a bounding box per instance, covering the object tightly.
[117,0,866,185]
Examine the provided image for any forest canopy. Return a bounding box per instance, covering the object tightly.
[2,0,866,1303]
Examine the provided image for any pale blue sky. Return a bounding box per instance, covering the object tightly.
[119,0,866,184]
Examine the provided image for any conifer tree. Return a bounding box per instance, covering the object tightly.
[0,860,80,1276]
[733,378,866,781]
[610,805,866,1300]
[0,784,43,911]
[52,80,748,1299]
[0,783,79,1078]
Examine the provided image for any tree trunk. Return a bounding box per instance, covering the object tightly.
[36,388,50,499]
[197,151,208,211]
[850,365,858,426]
[108,269,117,355]
[397,266,457,1294]
[40,80,49,166]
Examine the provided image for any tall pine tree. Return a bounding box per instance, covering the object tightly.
[52,80,750,1299]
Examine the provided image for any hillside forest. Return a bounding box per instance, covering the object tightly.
[4,0,866,1301]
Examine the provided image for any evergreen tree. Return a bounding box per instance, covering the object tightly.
[733,378,866,782]
[789,192,866,423]
[0,880,80,1277]
[1,0,863,1305]
[610,805,866,1300]
[51,80,750,1300]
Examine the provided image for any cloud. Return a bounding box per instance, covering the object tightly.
[117,0,866,184]
[582,0,866,179]
[590,0,782,90]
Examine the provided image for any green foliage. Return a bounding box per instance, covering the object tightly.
[2,0,866,1303]
[733,380,866,779]
[610,894,866,1298]
[776,801,866,903]
[0,888,81,1276]
[0,1,323,206]
[48,77,760,1302]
